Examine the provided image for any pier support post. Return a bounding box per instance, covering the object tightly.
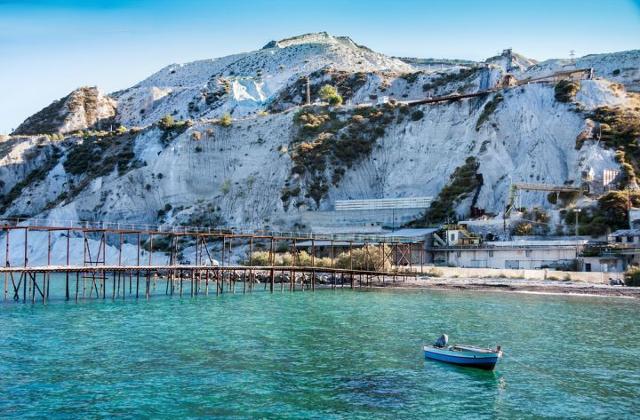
[311,238,315,292]
[270,237,275,293]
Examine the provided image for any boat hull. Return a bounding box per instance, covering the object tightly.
[423,346,500,370]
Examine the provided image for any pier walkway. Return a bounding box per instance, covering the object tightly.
[1,219,424,303]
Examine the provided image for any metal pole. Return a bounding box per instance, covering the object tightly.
[270,237,275,293]
[349,241,354,289]
[575,209,581,261]
[23,228,28,302]
[65,229,70,300]
[311,238,315,291]
[136,232,141,298]
[4,228,9,301]
[46,230,51,301]
[249,236,253,293]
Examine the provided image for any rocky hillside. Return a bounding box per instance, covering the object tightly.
[12,87,116,135]
[2,33,639,241]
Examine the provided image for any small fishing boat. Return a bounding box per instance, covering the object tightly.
[423,335,503,370]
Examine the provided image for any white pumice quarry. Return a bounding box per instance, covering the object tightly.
[1,33,639,259]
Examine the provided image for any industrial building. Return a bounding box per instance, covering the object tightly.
[301,197,433,233]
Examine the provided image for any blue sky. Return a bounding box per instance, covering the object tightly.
[1,0,638,133]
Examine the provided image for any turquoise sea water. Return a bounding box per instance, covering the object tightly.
[1,282,639,418]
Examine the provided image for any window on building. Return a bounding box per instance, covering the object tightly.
[628,236,634,243]
[450,234,455,242]
[505,260,519,269]
[616,237,622,243]
[456,251,461,257]
[525,250,532,257]
[488,250,494,257]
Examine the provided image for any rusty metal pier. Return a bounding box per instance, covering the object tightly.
[1,219,426,303]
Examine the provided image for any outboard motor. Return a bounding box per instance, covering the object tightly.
[434,334,448,348]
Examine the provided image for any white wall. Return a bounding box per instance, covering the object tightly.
[407,265,622,283]
[580,257,625,273]
[443,247,577,269]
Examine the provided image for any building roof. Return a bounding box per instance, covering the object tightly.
[335,197,433,211]
[293,229,437,247]
[294,240,358,247]
[380,228,439,237]
[609,229,640,237]
[486,239,588,247]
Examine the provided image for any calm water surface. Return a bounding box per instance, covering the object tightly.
[1,283,639,418]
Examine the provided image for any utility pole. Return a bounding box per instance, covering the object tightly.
[575,208,581,259]
[626,187,632,228]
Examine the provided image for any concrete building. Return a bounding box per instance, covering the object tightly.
[629,210,640,229]
[609,229,640,245]
[578,255,625,272]
[437,225,482,247]
[579,229,640,271]
[430,239,586,270]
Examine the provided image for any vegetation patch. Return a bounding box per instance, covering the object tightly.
[511,208,550,236]
[12,87,115,136]
[587,106,640,187]
[157,115,191,145]
[58,129,144,207]
[400,72,421,84]
[247,244,392,271]
[410,157,481,225]
[180,203,223,228]
[554,80,580,103]
[268,69,367,112]
[64,130,139,177]
[282,104,401,209]
[562,191,640,236]
[475,93,503,131]
[547,190,580,206]
[318,85,343,106]
[142,235,173,253]
[422,67,478,93]
[624,267,640,286]
[410,110,425,121]
[219,113,233,127]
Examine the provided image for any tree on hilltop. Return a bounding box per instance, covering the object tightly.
[318,85,343,106]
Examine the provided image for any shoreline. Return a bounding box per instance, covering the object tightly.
[368,276,640,298]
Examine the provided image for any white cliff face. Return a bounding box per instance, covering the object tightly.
[521,50,640,92]
[114,32,413,128]
[40,113,296,229]
[575,79,628,109]
[328,82,621,217]
[3,34,639,240]
[6,78,625,229]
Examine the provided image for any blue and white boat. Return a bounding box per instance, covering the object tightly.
[423,335,502,370]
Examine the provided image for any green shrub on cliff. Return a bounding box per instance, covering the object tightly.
[554,80,580,103]
[412,156,481,225]
[624,267,640,286]
[476,93,503,130]
[219,113,233,127]
[318,85,343,106]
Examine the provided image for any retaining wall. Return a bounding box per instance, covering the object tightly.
[408,265,623,284]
